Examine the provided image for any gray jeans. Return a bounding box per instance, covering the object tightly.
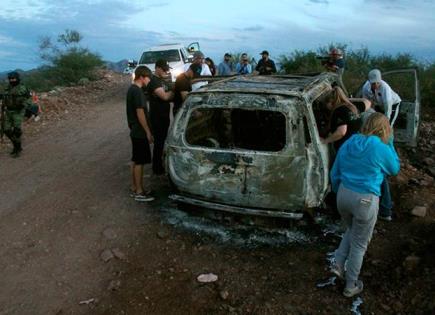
[334,184,379,285]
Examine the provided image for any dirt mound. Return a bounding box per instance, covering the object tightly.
[24,69,130,136]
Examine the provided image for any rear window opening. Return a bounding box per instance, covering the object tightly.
[185,108,286,152]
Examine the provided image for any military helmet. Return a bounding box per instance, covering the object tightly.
[7,71,20,80]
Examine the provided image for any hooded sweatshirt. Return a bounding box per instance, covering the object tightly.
[330,134,400,196]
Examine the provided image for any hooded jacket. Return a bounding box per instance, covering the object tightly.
[330,134,400,196]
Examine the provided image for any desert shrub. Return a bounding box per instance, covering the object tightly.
[27,29,103,91]
[22,68,57,92]
[420,63,435,110]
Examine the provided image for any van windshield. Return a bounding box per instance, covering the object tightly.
[139,49,181,64]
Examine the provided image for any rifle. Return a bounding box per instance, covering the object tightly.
[316,56,335,68]
[0,93,5,142]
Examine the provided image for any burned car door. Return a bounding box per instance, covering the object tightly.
[354,68,420,146]
[301,102,330,209]
[382,69,420,146]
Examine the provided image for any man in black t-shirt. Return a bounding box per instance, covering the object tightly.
[126,66,154,202]
[173,63,201,115]
[255,50,277,75]
[147,59,174,175]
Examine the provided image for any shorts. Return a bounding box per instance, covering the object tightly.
[130,137,151,165]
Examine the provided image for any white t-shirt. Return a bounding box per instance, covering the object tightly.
[183,63,212,76]
[184,63,211,91]
[362,80,401,120]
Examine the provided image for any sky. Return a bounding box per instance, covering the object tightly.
[0,0,434,71]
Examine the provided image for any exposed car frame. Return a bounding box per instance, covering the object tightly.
[165,70,420,219]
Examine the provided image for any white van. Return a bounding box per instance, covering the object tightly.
[136,42,200,82]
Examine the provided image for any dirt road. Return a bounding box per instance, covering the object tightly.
[0,79,434,315]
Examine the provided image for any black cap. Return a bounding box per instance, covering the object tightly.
[260,50,269,55]
[224,53,231,57]
[155,59,171,72]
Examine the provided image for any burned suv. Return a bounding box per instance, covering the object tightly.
[165,70,420,219]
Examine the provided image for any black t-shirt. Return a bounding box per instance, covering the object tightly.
[147,75,170,122]
[330,106,362,150]
[173,73,192,113]
[255,59,277,75]
[126,84,148,139]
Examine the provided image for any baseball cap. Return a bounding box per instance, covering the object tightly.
[155,59,171,72]
[260,50,269,55]
[329,48,343,56]
[224,53,231,57]
[368,69,382,84]
[193,51,205,59]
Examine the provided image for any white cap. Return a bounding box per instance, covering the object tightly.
[368,69,382,84]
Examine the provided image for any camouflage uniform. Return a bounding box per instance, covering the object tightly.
[1,72,31,157]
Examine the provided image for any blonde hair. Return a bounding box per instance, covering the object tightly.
[361,112,391,143]
[326,86,360,131]
[327,86,359,114]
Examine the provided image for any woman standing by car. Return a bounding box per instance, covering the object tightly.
[329,113,400,297]
[205,57,217,76]
[321,87,362,152]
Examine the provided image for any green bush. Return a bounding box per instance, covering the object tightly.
[26,29,103,91]
[22,68,57,92]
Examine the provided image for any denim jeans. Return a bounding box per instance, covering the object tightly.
[334,184,379,286]
[379,177,392,217]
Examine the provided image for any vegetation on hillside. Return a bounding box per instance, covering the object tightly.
[278,43,434,108]
[23,30,103,92]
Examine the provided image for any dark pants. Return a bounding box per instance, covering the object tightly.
[379,177,393,217]
[150,115,170,175]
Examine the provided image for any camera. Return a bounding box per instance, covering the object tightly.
[316,56,333,67]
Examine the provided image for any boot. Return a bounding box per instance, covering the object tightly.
[10,141,22,158]
[10,146,17,156]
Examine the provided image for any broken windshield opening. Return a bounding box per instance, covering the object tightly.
[185,108,286,152]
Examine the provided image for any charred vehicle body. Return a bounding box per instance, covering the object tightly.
[165,70,420,219]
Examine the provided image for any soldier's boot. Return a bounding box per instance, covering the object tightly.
[4,130,17,155]
[9,128,23,157]
[11,141,22,158]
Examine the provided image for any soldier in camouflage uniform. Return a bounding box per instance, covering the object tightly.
[2,71,31,157]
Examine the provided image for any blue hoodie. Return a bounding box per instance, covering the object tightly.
[330,134,400,196]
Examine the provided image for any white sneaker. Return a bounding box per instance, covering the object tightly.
[343,280,363,298]
[330,263,345,279]
[134,192,154,202]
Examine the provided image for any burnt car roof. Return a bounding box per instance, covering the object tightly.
[191,72,339,98]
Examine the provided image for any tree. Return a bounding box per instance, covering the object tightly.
[38,29,103,85]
